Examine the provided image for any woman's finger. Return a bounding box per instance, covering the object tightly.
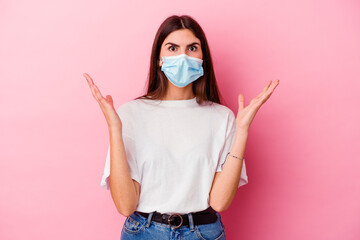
[89,85,99,101]
[84,73,91,86]
[260,79,279,98]
[84,74,94,94]
[255,80,272,100]
[264,80,279,96]
[262,80,280,101]
[84,73,97,99]
[83,73,103,102]
[93,84,104,100]
[270,79,280,91]
[83,73,95,85]
[238,93,245,110]
[106,95,114,105]
[260,80,272,95]
[263,80,272,92]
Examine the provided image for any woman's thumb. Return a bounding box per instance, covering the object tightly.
[106,95,113,104]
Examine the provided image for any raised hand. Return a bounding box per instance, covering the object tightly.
[236,79,280,130]
[84,73,122,131]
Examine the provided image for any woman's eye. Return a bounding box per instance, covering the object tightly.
[169,46,177,51]
[189,46,197,51]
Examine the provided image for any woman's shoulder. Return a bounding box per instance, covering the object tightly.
[115,98,142,117]
[207,101,235,119]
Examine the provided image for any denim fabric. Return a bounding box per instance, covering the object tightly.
[120,210,226,240]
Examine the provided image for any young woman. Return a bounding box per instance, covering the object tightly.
[85,15,279,240]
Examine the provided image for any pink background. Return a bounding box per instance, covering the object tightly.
[1,0,359,239]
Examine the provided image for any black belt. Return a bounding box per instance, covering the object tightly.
[136,206,218,229]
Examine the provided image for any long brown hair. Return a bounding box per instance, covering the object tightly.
[134,15,225,105]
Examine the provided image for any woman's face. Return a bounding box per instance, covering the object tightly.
[159,29,203,66]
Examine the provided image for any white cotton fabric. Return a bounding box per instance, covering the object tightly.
[100,96,248,214]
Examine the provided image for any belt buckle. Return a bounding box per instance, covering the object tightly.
[167,213,183,229]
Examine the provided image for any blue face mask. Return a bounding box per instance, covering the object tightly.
[160,54,204,88]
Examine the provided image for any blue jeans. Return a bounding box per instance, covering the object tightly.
[120,210,226,240]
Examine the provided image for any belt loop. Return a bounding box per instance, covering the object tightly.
[146,211,154,228]
[187,213,195,231]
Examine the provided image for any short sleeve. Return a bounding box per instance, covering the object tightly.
[100,134,141,190]
[100,105,141,190]
[216,110,249,188]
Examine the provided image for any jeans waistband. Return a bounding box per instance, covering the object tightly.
[136,206,218,229]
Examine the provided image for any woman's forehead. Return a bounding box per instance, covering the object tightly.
[163,29,200,45]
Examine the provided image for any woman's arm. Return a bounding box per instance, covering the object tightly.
[84,73,140,217]
[209,79,279,212]
[209,128,248,212]
[109,128,140,217]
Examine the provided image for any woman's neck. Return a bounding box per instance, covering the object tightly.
[161,85,195,100]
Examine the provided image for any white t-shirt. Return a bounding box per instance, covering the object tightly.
[100,96,248,214]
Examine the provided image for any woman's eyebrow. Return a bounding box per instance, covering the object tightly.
[164,42,200,47]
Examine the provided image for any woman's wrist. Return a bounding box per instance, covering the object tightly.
[108,125,122,135]
[235,126,249,135]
